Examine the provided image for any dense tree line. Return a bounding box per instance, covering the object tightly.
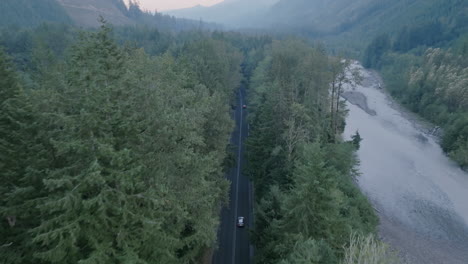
[0,23,76,73]
[0,22,243,263]
[0,0,72,28]
[407,48,468,167]
[0,23,181,72]
[246,39,380,264]
[381,47,468,169]
[123,0,220,32]
[255,0,467,56]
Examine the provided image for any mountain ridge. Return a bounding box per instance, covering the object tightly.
[56,0,133,27]
[165,0,279,28]
[0,0,219,31]
[164,0,467,50]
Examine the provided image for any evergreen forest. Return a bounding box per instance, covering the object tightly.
[0,13,385,264]
[246,40,381,263]
[6,0,464,263]
[0,20,248,263]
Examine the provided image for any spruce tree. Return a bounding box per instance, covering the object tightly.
[0,49,23,199]
[279,237,337,264]
[0,49,37,264]
[351,131,362,150]
[280,143,343,242]
[10,23,175,264]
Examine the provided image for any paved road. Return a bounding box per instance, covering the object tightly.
[212,85,252,264]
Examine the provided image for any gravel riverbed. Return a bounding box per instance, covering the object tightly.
[343,62,468,264]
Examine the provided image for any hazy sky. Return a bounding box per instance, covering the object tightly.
[137,0,224,11]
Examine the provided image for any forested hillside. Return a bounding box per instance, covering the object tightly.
[361,1,468,169]
[0,0,73,27]
[262,0,467,52]
[56,0,133,27]
[264,0,378,34]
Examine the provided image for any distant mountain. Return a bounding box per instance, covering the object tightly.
[0,0,132,28]
[0,0,218,31]
[56,0,134,27]
[264,0,380,34]
[165,0,467,44]
[165,0,279,28]
[0,0,73,27]
[263,0,468,42]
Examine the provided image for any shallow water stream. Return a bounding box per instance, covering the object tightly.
[343,62,468,264]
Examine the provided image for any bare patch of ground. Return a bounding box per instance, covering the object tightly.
[342,91,377,116]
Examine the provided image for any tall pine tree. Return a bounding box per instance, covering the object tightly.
[0,49,38,264]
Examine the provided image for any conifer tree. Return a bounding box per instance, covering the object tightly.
[0,49,37,264]
[351,131,362,150]
[280,143,344,244]
[279,237,337,264]
[5,23,176,264]
[0,49,24,197]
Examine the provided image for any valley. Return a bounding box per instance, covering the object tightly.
[0,1,467,263]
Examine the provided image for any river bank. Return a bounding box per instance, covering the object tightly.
[343,62,468,264]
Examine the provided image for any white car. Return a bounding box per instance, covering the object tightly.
[237,216,245,227]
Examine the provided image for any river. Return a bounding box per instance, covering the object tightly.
[343,62,468,264]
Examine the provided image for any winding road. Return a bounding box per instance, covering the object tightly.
[212,85,252,264]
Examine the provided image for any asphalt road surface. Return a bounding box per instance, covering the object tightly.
[212,85,252,264]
